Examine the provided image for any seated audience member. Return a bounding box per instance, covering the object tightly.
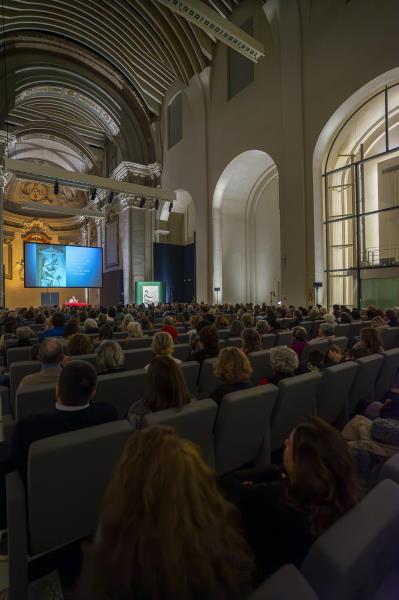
[351,308,361,321]
[147,331,181,369]
[98,323,114,341]
[242,328,262,354]
[290,326,307,357]
[79,426,254,599]
[315,322,336,339]
[128,356,191,425]
[266,314,281,333]
[385,308,398,328]
[268,346,299,384]
[38,312,66,341]
[122,322,146,348]
[290,309,304,329]
[256,319,270,335]
[229,319,244,338]
[97,313,108,328]
[211,347,254,405]
[34,311,46,325]
[107,307,116,322]
[84,318,99,334]
[339,311,352,324]
[348,327,383,359]
[67,333,93,356]
[241,313,254,329]
[215,315,229,330]
[323,313,336,325]
[189,325,219,366]
[96,340,125,374]
[161,315,179,342]
[120,313,134,331]
[222,417,357,582]
[324,344,344,367]
[187,314,202,340]
[140,315,153,331]
[307,349,325,372]
[371,315,389,330]
[19,338,64,389]
[15,326,35,346]
[63,320,79,343]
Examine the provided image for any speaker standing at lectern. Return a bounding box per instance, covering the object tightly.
[68,295,78,304]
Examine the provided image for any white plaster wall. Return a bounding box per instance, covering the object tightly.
[254,176,280,303]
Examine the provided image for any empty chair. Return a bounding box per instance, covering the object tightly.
[271,372,321,451]
[380,327,399,350]
[15,383,56,421]
[335,323,352,338]
[301,480,399,600]
[316,362,358,425]
[226,337,243,348]
[7,420,133,600]
[261,333,276,349]
[330,336,349,353]
[181,361,200,395]
[300,339,329,365]
[378,452,399,485]
[7,346,34,367]
[248,564,318,600]
[123,348,153,370]
[348,354,384,415]
[375,349,399,403]
[94,369,147,418]
[214,385,278,476]
[197,357,219,395]
[143,399,217,464]
[275,331,292,347]
[173,343,191,361]
[248,350,273,383]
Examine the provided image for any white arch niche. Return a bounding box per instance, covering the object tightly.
[212,150,280,304]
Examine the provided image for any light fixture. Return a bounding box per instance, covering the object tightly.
[53,180,59,194]
[139,196,146,209]
[168,202,173,213]
[90,187,97,201]
[108,191,114,204]
[155,198,160,210]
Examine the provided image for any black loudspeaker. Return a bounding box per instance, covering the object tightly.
[214,287,221,292]
[314,282,323,288]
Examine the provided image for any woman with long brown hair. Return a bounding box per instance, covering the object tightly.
[222,417,357,582]
[349,327,383,358]
[79,426,254,599]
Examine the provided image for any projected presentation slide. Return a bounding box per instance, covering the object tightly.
[135,281,166,305]
[24,242,103,288]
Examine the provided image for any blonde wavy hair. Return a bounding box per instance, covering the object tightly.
[85,426,254,598]
[126,321,144,338]
[214,347,253,384]
[152,331,174,356]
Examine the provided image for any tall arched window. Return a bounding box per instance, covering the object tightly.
[323,84,399,308]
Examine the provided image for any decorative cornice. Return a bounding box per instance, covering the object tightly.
[111,161,162,183]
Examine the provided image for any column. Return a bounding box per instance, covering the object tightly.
[0,168,7,307]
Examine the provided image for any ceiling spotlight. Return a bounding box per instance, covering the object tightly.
[168,202,173,213]
[155,198,160,210]
[108,191,114,204]
[54,180,59,195]
[139,196,146,209]
[90,187,97,201]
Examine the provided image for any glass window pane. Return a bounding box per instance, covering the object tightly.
[359,208,399,267]
[388,84,399,150]
[325,91,386,172]
[360,275,399,308]
[328,218,357,270]
[359,149,399,214]
[325,167,355,220]
[328,270,357,308]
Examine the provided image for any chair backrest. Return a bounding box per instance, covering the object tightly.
[69,353,97,367]
[214,385,279,476]
[271,372,321,451]
[123,347,153,370]
[218,329,230,339]
[15,383,56,421]
[380,327,399,350]
[249,564,318,600]
[197,357,220,394]
[177,333,189,344]
[335,323,352,338]
[173,343,191,361]
[349,354,384,415]
[299,321,313,336]
[142,399,217,464]
[113,331,128,340]
[226,337,243,348]
[248,350,273,383]
[350,321,362,338]
[121,337,152,349]
[275,331,292,346]
[27,420,133,555]
[301,480,399,600]
[374,348,399,403]
[95,369,147,418]
[10,361,41,416]
[7,346,33,367]
[378,452,399,485]
[330,336,349,353]
[316,362,358,425]
[310,320,324,338]
[181,361,200,395]
[261,333,276,349]
[300,339,330,364]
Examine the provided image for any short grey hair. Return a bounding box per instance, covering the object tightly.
[319,322,336,336]
[16,326,34,340]
[323,313,336,325]
[39,338,64,365]
[270,346,299,375]
[84,318,98,331]
[96,340,124,371]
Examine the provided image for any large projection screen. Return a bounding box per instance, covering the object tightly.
[24,242,103,288]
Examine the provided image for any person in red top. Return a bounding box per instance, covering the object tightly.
[161,316,179,342]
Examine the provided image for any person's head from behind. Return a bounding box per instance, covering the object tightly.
[67,333,92,356]
[108,306,116,319]
[146,356,190,411]
[96,340,124,372]
[97,313,108,327]
[87,426,254,598]
[56,360,97,407]
[15,326,34,343]
[198,325,219,354]
[318,322,336,338]
[256,319,269,334]
[229,319,244,337]
[242,327,261,354]
[51,312,65,328]
[84,318,98,332]
[308,349,325,370]
[127,321,144,338]
[215,315,228,329]
[385,308,398,322]
[163,315,175,327]
[283,417,357,535]
[64,321,79,339]
[326,344,343,364]
[214,347,253,384]
[270,346,298,376]
[241,313,254,329]
[360,327,382,353]
[99,323,114,341]
[121,314,134,330]
[152,331,174,357]
[371,316,386,329]
[38,338,64,367]
[291,326,307,343]
[340,311,351,323]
